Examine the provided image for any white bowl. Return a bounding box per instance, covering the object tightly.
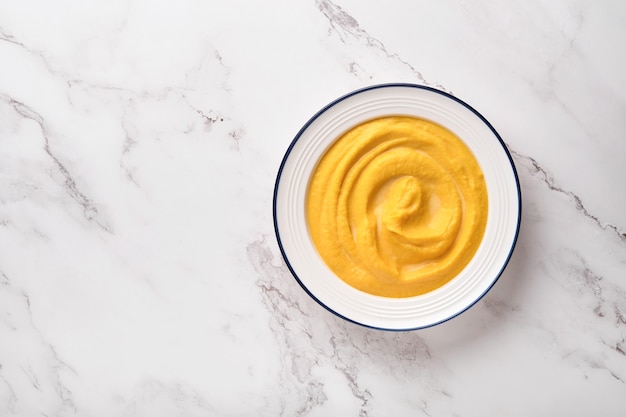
[273,84,521,330]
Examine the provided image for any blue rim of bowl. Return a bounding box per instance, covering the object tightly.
[272,83,522,331]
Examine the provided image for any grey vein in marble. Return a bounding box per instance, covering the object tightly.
[315,0,448,91]
[1,95,110,232]
[247,237,446,415]
[511,148,626,242]
[539,245,626,384]
[0,276,77,414]
[0,27,21,47]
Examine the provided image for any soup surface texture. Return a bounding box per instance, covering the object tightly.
[307,116,488,297]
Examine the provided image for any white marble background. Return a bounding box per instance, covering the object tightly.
[1,0,625,415]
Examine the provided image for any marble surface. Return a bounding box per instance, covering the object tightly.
[1,0,625,415]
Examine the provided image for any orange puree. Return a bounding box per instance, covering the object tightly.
[307,116,488,297]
